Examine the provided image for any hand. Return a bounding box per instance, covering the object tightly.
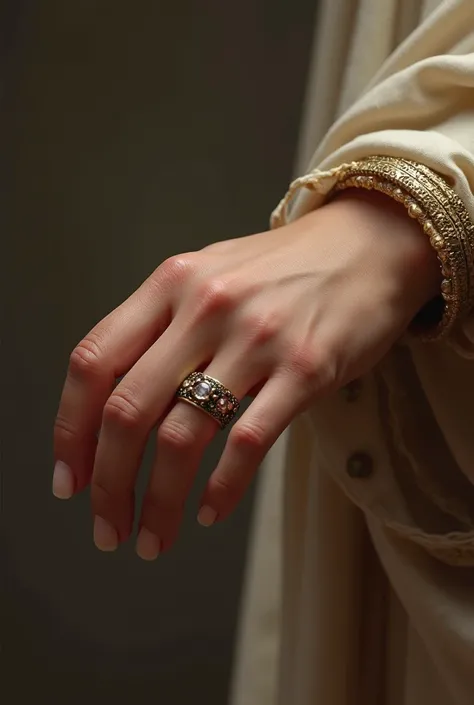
[53,189,441,559]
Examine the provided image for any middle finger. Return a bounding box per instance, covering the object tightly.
[90,319,212,551]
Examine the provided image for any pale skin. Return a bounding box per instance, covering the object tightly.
[53,189,441,560]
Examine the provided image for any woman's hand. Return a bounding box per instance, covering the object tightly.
[53,190,441,559]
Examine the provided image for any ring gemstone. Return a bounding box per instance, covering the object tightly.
[193,381,212,401]
[217,397,234,413]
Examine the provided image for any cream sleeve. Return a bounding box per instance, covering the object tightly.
[271,2,474,350]
[272,1,474,567]
[268,5,474,698]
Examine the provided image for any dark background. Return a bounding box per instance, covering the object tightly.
[2,1,317,702]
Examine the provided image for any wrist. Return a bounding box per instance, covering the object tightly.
[328,189,442,309]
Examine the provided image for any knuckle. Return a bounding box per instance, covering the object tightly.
[103,390,143,431]
[240,311,281,346]
[157,254,196,286]
[288,344,318,380]
[287,342,337,389]
[193,278,237,318]
[157,418,198,453]
[137,255,196,307]
[229,422,266,452]
[69,333,106,380]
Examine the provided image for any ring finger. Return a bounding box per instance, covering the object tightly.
[136,354,267,559]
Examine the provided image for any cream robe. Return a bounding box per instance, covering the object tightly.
[230,1,474,704]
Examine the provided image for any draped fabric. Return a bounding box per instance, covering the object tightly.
[230,2,474,704]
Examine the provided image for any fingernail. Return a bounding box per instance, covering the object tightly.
[136,527,161,561]
[197,505,217,527]
[93,516,118,552]
[52,461,74,499]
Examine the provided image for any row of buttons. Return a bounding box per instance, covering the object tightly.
[342,379,374,479]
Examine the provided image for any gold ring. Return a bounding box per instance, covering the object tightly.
[176,372,240,429]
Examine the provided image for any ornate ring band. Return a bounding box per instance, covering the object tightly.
[176,372,240,429]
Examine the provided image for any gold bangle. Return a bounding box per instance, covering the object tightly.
[409,161,474,289]
[330,157,473,340]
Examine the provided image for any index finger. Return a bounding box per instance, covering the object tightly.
[52,265,177,498]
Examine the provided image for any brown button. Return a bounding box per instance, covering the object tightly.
[346,452,374,479]
[342,379,362,402]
